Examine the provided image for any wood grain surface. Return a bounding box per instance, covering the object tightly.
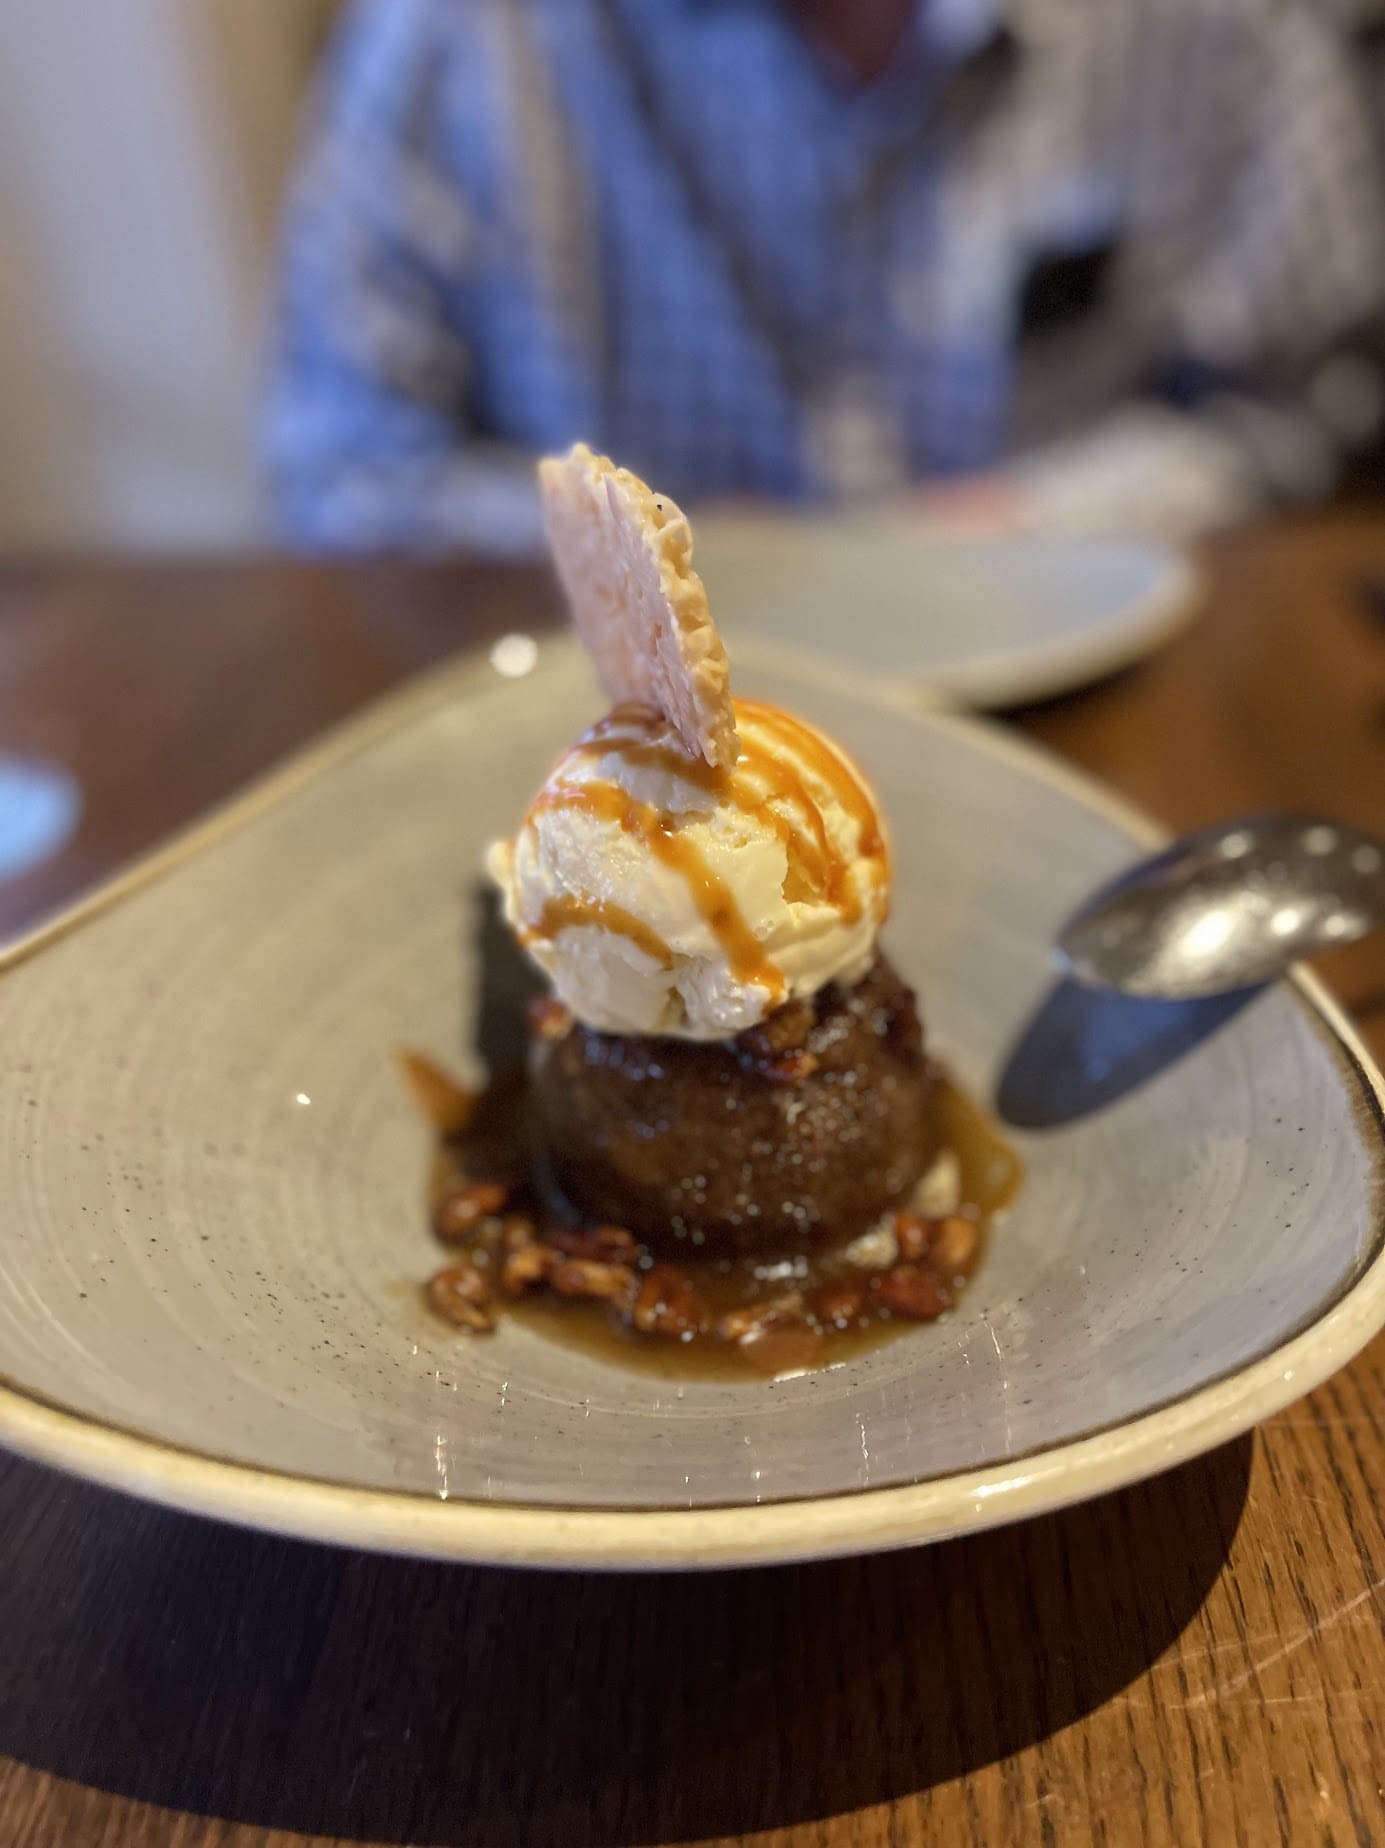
[0,509,1383,1848]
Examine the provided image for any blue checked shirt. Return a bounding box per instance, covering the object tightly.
[265,0,1385,554]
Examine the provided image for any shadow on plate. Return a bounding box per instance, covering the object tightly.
[472,880,544,1077]
[0,1436,1250,1845]
[996,978,1259,1128]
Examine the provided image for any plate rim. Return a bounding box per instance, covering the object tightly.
[1,645,1382,1570]
[703,522,1203,711]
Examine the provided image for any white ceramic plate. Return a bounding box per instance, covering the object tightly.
[695,514,1200,709]
[0,643,1380,1570]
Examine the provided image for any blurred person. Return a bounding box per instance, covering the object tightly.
[264,0,1385,556]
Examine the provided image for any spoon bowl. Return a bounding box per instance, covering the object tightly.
[1058,814,1385,999]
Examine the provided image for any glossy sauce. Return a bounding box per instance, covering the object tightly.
[425,1073,1021,1382]
[530,895,672,969]
[738,700,890,881]
[587,737,836,903]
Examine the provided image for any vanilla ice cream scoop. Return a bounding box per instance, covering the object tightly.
[487,700,890,1039]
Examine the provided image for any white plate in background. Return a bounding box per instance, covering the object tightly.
[695,515,1201,710]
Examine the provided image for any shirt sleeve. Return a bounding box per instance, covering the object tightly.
[1012,0,1385,542]
[262,0,545,557]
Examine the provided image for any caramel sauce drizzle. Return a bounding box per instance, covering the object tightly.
[530,895,672,969]
[520,701,888,994]
[593,738,836,902]
[737,701,889,875]
[529,782,783,998]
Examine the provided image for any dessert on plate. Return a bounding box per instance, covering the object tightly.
[414,444,1017,1375]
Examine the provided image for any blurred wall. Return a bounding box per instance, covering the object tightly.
[0,1,334,551]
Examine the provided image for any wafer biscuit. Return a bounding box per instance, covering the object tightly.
[538,444,739,767]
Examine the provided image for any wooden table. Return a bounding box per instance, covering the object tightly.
[1,510,1383,1848]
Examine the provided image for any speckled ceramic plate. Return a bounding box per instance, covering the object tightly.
[696,515,1200,709]
[0,642,1381,1569]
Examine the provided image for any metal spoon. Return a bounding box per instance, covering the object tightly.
[1058,815,1385,999]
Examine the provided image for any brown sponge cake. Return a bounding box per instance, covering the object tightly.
[529,955,934,1257]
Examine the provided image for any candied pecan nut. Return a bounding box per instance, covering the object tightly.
[528,996,573,1040]
[930,1213,980,1280]
[812,1276,871,1330]
[716,1304,764,1343]
[549,1224,641,1263]
[759,1050,820,1086]
[893,1212,935,1264]
[630,1266,709,1338]
[718,1292,823,1374]
[843,1220,901,1270]
[736,998,815,1062]
[715,1292,806,1343]
[433,1181,509,1243]
[875,1264,952,1321]
[500,1213,539,1252]
[550,1259,637,1306]
[427,1263,494,1331]
[500,1242,557,1296]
